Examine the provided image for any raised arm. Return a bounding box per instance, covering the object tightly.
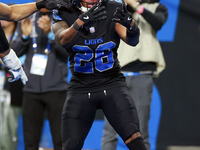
[53,3,106,48]
[125,0,168,31]
[0,0,73,21]
[0,2,38,21]
[52,19,83,48]
[113,1,140,46]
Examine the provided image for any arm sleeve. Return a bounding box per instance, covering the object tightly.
[141,4,168,31]
[11,22,30,57]
[0,22,9,53]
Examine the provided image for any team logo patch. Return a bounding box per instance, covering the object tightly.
[89,27,95,33]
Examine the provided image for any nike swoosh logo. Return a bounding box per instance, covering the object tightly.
[83,16,89,19]
[127,17,132,20]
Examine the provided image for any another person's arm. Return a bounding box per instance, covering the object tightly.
[0,21,28,84]
[0,24,28,84]
[0,0,73,22]
[0,22,10,57]
[124,0,168,31]
[11,19,32,57]
[140,4,168,31]
[0,2,36,58]
[0,2,37,21]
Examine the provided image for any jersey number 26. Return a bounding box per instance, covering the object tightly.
[73,42,115,73]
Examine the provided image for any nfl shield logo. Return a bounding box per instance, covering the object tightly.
[89,27,95,33]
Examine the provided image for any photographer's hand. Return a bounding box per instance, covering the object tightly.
[123,0,138,9]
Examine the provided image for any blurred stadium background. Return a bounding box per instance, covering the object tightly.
[2,0,200,149]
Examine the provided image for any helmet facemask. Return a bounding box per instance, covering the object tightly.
[79,0,99,12]
[71,0,106,12]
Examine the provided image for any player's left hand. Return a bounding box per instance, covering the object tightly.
[112,1,132,30]
[7,66,28,85]
[36,0,72,11]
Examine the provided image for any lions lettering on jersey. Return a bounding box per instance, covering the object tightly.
[85,37,103,45]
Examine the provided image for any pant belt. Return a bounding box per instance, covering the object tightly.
[122,71,155,77]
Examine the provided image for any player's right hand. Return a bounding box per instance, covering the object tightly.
[79,3,107,25]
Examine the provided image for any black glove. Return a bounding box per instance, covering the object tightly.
[36,0,72,10]
[112,1,132,30]
[79,3,107,25]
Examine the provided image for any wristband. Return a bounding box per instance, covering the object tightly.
[73,21,82,31]
[137,6,144,14]
[48,30,55,40]
[22,34,29,40]
[36,0,45,10]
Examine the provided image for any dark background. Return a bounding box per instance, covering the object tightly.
[155,0,200,149]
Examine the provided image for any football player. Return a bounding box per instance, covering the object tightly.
[52,0,147,149]
[0,0,71,84]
